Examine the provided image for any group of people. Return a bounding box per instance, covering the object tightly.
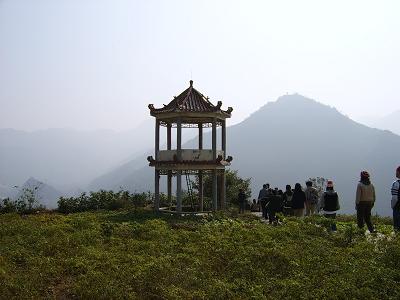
[254,180,340,230]
[238,166,400,232]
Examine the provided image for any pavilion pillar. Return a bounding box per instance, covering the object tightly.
[154,119,160,211]
[167,123,172,204]
[221,120,227,209]
[154,170,160,212]
[176,118,182,213]
[198,123,203,211]
[212,118,218,211]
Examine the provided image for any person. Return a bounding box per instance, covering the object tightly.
[258,184,269,218]
[320,180,340,231]
[391,166,400,231]
[304,180,319,216]
[277,190,284,213]
[282,185,293,216]
[291,183,306,217]
[356,171,376,233]
[250,199,259,212]
[238,188,246,214]
[266,189,283,225]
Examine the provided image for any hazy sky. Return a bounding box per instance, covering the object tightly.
[1,0,399,131]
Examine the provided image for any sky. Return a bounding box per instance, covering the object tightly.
[0,0,399,131]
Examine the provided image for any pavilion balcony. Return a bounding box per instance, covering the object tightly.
[157,149,224,162]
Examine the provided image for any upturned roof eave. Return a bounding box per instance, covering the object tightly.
[149,109,231,119]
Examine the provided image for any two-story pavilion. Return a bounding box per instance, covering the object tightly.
[148,80,233,213]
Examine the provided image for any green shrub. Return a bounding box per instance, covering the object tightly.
[57,190,149,213]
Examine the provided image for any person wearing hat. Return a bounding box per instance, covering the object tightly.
[356,171,376,233]
[319,180,340,231]
[390,166,400,231]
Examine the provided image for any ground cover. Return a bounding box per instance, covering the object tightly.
[0,210,399,299]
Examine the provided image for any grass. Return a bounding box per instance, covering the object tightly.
[0,210,399,299]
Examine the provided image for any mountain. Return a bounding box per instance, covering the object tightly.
[371,110,400,136]
[0,121,158,190]
[90,94,400,216]
[15,177,63,209]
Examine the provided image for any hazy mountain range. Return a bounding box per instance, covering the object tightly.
[0,120,159,189]
[1,94,399,215]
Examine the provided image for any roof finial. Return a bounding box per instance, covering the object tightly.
[189,80,193,87]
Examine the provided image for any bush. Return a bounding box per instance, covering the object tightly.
[0,187,45,214]
[57,190,149,214]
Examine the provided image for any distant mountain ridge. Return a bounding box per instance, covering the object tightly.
[0,122,158,190]
[90,94,400,216]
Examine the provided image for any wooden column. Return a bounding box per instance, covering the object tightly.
[220,171,226,210]
[154,170,160,212]
[212,118,217,160]
[221,120,227,209]
[154,119,160,212]
[167,124,172,204]
[222,120,226,158]
[155,119,160,160]
[212,118,217,211]
[198,123,203,212]
[212,170,217,211]
[176,118,182,213]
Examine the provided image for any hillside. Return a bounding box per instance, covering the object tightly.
[0,210,398,299]
[91,94,400,216]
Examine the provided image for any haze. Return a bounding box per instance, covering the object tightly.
[1,0,399,131]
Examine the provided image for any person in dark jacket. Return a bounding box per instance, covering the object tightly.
[320,180,340,231]
[282,185,293,216]
[355,171,376,233]
[266,189,283,224]
[238,189,246,214]
[292,183,306,217]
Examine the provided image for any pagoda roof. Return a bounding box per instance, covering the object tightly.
[148,80,232,118]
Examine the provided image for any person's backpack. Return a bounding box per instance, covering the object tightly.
[323,192,340,211]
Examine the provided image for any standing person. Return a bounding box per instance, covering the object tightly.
[250,199,259,212]
[305,181,319,216]
[320,180,340,231]
[356,171,376,233]
[238,188,246,214]
[258,184,269,218]
[292,183,306,217]
[391,166,400,231]
[266,189,283,225]
[282,185,293,216]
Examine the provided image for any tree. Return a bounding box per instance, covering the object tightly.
[191,169,251,208]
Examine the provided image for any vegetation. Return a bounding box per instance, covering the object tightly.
[0,209,399,299]
[57,190,149,214]
[0,187,45,214]
[191,169,252,208]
